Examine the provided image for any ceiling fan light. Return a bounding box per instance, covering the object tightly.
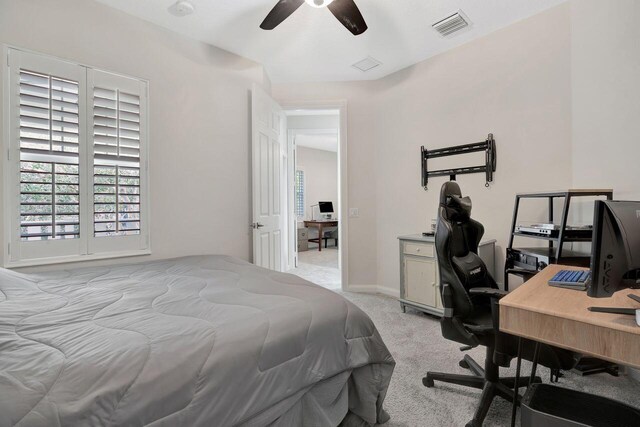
[304,0,336,8]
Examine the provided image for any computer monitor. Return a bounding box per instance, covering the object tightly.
[588,200,640,298]
[318,201,334,214]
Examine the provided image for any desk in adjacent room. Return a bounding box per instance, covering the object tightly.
[304,220,338,252]
[499,264,640,369]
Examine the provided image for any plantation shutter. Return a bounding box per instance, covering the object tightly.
[5,49,150,267]
[87,69,149,254]
[8,51,87,264]
[295,170,305,219]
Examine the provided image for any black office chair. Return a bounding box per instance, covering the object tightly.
[322,230,338,248]
[423,182,577,427]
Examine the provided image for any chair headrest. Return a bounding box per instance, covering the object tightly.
[439,181,472,221]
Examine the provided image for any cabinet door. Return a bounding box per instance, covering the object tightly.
[404,257,437,307]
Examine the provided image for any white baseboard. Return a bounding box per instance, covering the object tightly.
[346,284,378,293]
[377,285,400,298]
[346,284,400,298]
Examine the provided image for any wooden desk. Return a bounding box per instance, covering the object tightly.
[303,220,338,252]
[500,264,640,369]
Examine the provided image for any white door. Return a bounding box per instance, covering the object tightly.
[288,136,298,269]
[251,84,285,271]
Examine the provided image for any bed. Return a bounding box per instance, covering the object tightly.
[0,255,394,426]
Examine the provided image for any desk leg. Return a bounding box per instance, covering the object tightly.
[529,342,540,385]
[318,224,323,252]
[511,338,523,427]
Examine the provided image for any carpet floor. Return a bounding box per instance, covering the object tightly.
[338,291,640,427]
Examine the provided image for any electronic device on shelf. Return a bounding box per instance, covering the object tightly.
[516,224,560,237]
[515,223,594,239]
[506,247,590,272]
[548,270,591,291]
[521,223,559,230]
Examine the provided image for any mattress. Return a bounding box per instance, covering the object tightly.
[0,255,394,426]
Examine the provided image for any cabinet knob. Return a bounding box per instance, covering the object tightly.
[416,248,421,252]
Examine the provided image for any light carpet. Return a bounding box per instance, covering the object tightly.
[338,291,640,427]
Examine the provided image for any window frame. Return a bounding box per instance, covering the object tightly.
[2,46,151,268]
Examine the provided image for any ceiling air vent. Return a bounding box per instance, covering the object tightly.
[352,56,381,72]
[432,11,471,37]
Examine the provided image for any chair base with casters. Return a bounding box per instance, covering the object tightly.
[424,345,541,427]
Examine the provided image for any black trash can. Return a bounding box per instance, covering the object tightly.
[521,383,640,427]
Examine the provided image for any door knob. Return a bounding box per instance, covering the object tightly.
[251,222,265,229]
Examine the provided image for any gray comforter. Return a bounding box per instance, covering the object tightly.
[0,255,394,427]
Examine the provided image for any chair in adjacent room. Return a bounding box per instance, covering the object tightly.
[323,229,339,248]
[423,182,577,427]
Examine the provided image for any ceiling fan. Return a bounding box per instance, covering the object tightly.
[260,0,368,36]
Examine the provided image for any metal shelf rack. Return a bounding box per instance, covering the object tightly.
[504,189,613,290]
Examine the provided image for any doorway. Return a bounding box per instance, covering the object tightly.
[283,104,347,291]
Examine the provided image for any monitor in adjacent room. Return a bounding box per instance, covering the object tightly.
[588,200,640,298]
[319,201,334,214]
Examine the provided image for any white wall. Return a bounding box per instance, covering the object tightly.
[0,0,268,270]
[297,146,338,221]
[274,3,573,292]
[571,0,640,201]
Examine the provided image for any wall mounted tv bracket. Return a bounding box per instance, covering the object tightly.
[421,133,496,190]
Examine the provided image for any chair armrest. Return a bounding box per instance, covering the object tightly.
[469,287,508,299]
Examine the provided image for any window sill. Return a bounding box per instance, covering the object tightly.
[4,249,152,269]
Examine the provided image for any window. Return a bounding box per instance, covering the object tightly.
[4,48,149,267]
[294,169,305,219]
[18,70,81,242]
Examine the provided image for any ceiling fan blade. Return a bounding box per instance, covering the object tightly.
[327,0,368,35]
[260,0,305,30]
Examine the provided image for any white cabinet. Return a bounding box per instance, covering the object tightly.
[297,227,309,252]
[404,256,439,308]
[399,235,496,316]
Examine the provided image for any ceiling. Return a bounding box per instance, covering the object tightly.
[296,134,338,152]
[95,0,567,83]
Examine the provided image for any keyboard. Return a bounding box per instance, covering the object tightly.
[548,270,591,291]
